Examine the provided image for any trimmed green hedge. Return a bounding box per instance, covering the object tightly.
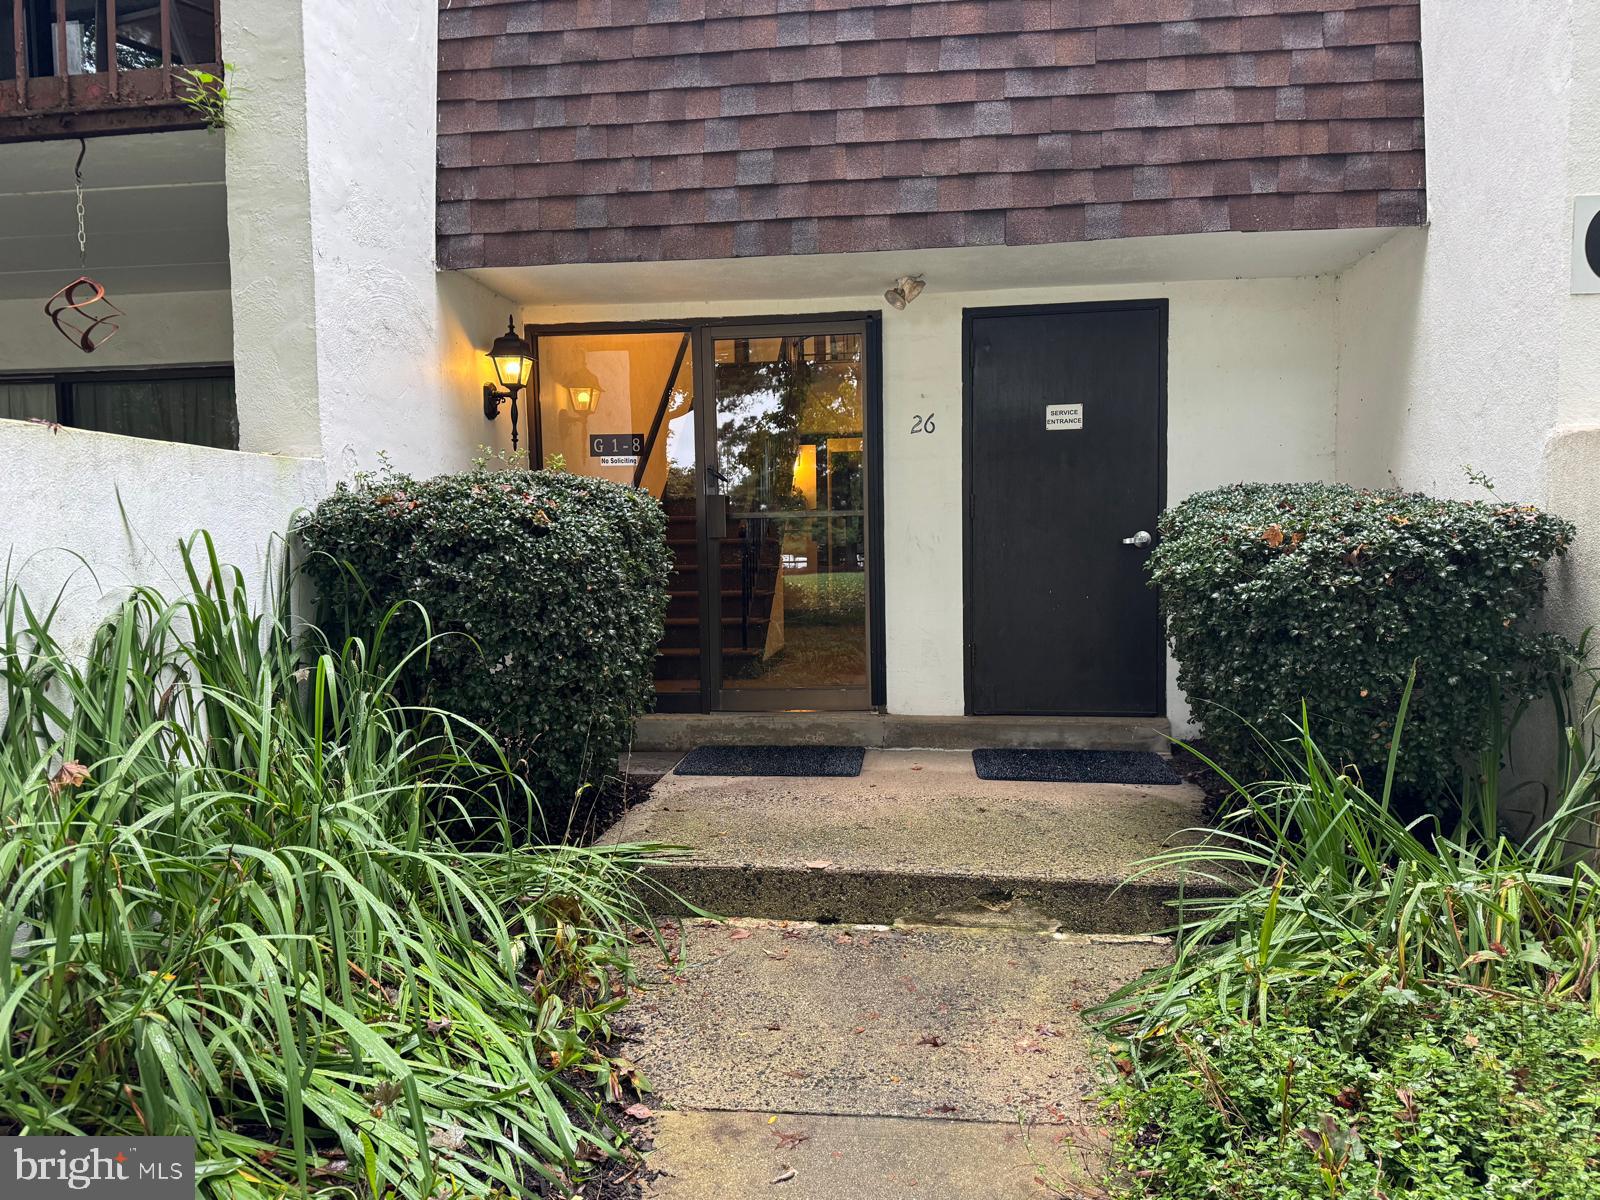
[1149,483,1573,810]
[298,469,671,831]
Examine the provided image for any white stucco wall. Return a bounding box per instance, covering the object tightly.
[1336,1,1600,641]
[524,274,1338,724]
[298,0,517,478]
[218,0,515,472]
[1334,1,1572,501]
[0,421,324,650]
[221,1,319,458]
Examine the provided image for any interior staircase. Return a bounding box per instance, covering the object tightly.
[656,496,784,702]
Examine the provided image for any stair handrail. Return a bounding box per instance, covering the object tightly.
[632,332,692,491]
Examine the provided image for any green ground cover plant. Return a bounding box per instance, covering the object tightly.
[1149,483,1573,818]
[0,536,669,1197]
[298,467,672,832]
[1097,674,1600,1198]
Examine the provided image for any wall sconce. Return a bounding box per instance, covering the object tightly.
[484,315,535,451]
[884,274,926,310]
[569,385,600,414]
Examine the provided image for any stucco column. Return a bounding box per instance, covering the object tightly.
[220,0,322,458]
[221,0,516,474]
[299,0,518,479]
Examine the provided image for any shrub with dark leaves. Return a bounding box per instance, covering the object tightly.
[299,468,671,832]
[1148,482,1573,813]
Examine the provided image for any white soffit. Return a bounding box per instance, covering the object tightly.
[463,226,1401,308]
[0,128,228,301]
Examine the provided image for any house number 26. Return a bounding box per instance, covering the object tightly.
[910,413,936,434]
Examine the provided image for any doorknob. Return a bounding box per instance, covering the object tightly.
[1122,530,1153,548]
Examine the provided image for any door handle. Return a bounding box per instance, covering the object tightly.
[1121,530,1153,548]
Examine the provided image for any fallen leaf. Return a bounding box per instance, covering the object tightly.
[1395,1087,1418,1122]
[762,948,788,961]
[424,1016,453,1035]
[624,1103,653,1120]
[429,1124,467,1151]
[1262,524,1285,548]
[852,1026,866,1035]
[1463,1034,1480,1049]
[926,1103,958,1114]
[766,1021,783,1031]
[770,1169,797,1185]
[917,1034,945,1048]
[729,929,752,941]
[773,1129,810,1150]
[48,760,91,797]
[804,860,833,870]
[1014,1037,1045,1055]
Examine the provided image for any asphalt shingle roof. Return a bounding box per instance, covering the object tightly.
[436,0,1424,267]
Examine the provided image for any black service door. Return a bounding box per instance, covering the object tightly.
[965,303,1165,716]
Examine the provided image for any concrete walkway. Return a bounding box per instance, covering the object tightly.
[609,750,1208,1199]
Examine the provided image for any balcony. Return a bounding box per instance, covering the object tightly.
[2,0,219,142]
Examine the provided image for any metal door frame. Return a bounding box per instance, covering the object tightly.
[960,299,1169,717]
[527,313,885,714]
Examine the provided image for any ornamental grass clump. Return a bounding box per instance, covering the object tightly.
[1149,482,1573,817]
[1096,673,1600,1198]
[298,468,672,834]
[0,535,670,1198]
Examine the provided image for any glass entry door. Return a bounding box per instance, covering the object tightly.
[700,323,870,710]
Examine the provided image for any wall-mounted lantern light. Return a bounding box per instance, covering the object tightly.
[484,316,535,451]
[568,385,600,414]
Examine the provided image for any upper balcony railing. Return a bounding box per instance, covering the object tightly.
[2,0,219,142]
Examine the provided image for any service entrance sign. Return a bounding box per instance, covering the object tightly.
[1045,403,1083,431]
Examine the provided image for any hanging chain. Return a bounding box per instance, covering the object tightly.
[74,138,87,269]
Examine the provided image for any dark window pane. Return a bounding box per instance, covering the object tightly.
[70,374,238,449]
[0,382,56,421]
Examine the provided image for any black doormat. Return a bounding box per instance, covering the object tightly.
[674,744,867,778]
[972,748,1182,785]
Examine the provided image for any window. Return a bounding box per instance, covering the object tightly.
[0,366,238,450]
[2,0,218,80]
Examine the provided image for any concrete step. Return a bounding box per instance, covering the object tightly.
[606,749,1209,931]
[625,919,1165,1197]
[632,711,1171,753]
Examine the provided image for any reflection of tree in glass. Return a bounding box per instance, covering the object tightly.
[717,339,861,514]
[77,22,163,71]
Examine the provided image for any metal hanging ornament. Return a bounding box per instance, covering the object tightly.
[44,139,122,353]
